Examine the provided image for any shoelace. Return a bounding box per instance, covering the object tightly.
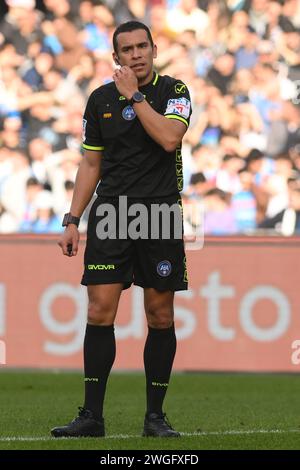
[70,406,89,423]
[154,413,174,430]
[162,413,174,430]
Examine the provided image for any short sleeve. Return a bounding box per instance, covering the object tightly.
[82,91,104,151]
[163,81,192,128]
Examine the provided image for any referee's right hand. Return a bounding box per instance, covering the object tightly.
[58,225,80,257]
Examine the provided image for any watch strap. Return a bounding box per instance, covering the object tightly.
[62,213,80,227]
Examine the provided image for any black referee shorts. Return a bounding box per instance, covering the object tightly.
[81,195,188,291]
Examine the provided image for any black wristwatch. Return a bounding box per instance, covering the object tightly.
[62,212,80,227]
[128,91,145,106]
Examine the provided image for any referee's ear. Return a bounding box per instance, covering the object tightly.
[152,44,157,59]
[113,53,121,66]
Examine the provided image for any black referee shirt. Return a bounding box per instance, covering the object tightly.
[82,72,192,198]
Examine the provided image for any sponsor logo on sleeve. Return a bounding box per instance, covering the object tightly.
[165,98,191,119]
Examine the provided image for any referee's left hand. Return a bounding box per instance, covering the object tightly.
[58,225,80,257]
[113,66,138,100]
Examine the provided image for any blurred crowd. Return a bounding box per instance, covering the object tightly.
[0,0,300,235]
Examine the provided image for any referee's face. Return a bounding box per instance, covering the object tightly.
[113,29,157,85]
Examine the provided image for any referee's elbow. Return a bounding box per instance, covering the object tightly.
[162,139,180,153]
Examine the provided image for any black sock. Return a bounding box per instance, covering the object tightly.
[83,324,116,420]
[143,324,177,416]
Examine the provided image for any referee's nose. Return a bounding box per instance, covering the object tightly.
[132,46,142,59]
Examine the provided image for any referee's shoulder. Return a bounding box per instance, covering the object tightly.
[158,74,189,90]
[88,81,117,101]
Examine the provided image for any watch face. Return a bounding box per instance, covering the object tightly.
[133,91,144,102]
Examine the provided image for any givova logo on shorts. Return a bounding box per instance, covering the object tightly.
[87,264,115,270]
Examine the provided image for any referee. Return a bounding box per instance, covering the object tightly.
[51,21,192,438]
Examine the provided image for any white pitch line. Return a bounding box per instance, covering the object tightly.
[1,429,300,441]
[182,429,300,436]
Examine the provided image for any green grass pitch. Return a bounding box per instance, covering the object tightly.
[0,371,300,450]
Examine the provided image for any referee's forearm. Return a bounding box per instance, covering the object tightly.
[70,158,100,218]
[133,101,182,152]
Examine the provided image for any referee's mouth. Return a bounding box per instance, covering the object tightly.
[131,63,146,70]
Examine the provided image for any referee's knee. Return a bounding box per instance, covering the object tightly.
[145,306,174,329]
[87,300,115,325]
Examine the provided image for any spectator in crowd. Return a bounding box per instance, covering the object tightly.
[290,145,300,177]
[188,172,212,199]
[28,137,52,183]
[232,169,257,232]
[0,201,18,233]
[259,186,300,236]
[19,189,62,233]
[18,176,43,230]
[216,154,244,193]
[203,188,237,235]
[166,0,210,38]
[1,149,32,221]
[263,154,293,218]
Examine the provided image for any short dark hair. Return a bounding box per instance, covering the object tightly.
[64,180,75,191]
[113,21,154,53]
[204,188,230,203]
[246,148,264,163]
[222,154,242,162]
[26,177,40,187]
[190,172,206,185]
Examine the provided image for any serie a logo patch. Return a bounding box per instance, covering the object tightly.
[157,260,172,277]
[122,105,136,121]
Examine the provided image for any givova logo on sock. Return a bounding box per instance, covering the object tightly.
[151,381,169,387]
[84,377,99,382]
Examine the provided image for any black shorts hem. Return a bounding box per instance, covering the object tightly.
[81,278,132,290]
[133,280,188,292]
